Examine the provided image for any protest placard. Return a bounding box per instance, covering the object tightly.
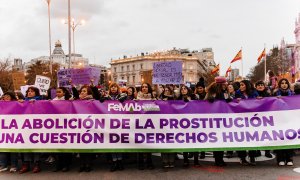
[0,87,3,97]
[34,75,51,95]
[57,67,101,86]
[57,68,72,87]
[152,61,182,84]
[0,97,300,152]
[20,85,30,96]
[12,72,26,91]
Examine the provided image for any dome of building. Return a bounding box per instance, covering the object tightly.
[52,40,65,55]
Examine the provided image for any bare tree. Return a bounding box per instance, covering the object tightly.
[0,58,13,92]
[25,61,59,87]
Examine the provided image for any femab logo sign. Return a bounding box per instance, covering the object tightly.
[108,103,160,112]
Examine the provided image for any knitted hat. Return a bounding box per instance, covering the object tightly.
[196,77,205,88]
[215,76,227,84]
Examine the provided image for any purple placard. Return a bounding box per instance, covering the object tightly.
[57,69,72,87]
[57,67,101,86]
[152,61,182,85]
[0,96,300,115]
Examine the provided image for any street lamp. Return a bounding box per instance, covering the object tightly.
[71,18,85,57]
[45,0,52,74]
[62,18,85,63]
[68,0,71,69]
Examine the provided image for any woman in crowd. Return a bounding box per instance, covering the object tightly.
[159,86,175,100]
[100,82,126,172]
[274,78,294,166]
[135,83,155,170]
[204,77,228,167]
[227,83,236,100]
[194,78,206,159]
[19,86,43,173]
[0,92,19,173]
[195,77,206,100]
[267,70,278,94]
[76,85,95,172]
[126,86,137,100]
[255,81,270,98]
[235,80,259,166]
[254,80,273,158]
[177,85,200,167]
[158,86,176,170]
[52,87,72,172]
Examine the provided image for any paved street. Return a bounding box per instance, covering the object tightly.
[0,151,300,180]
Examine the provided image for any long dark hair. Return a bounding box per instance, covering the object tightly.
[278,78,290,90]
[3,91,17,101]
[160,86,174,100]
[57,87,72,100]
[26,86,40,97]
[79,85,94,96]
[141,83,153,97]
[240,80,254,96]
[178,85,194,100]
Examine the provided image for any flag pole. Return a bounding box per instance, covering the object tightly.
[264,44,267,82]
[241,47,243,79]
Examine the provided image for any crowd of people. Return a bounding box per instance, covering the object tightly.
[0,70,299,173]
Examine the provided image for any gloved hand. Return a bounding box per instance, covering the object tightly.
[225,98,232,103]
[208,98,215,103]
[119,96,126,103]
[118,93,127,103]
[99,98,105,103]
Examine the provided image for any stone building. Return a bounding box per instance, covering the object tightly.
[110,48,216,86]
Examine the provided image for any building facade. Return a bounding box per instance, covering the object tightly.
[229,68,240,82]
[13,40,89,73]
[110,48,216,86]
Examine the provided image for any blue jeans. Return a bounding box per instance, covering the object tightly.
[0,153,18,167]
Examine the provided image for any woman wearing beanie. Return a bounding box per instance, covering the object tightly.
[204,76,228,167]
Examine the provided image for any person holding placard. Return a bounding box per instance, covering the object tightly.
[158,86,176,170]
[100,82,127,172]
[135,83,155,170]
[52,87,72,172]
[19,87,43,174]
[177,85,200,167]
[0,92,19,173]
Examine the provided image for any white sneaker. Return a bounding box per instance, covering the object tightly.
[9,167,17,173]
[287,161,294,166]
[278,161,285,166]
[45,156,51,162]
[48,156,55,163]
[0,166,8,172]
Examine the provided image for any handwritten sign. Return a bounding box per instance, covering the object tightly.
[34,75,51,95]
[152,61,182,84]
[0,87,3,97]
[12,72,26,91]
[57,67,100,86]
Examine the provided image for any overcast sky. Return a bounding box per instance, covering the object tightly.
[0,0,299,75]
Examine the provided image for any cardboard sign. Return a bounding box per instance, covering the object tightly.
[12,72,26,91]
[34,75,51,95]
[152,61,182,84]
[20,85,30,97]
[57,67,101,87]
[0,87,3,97]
